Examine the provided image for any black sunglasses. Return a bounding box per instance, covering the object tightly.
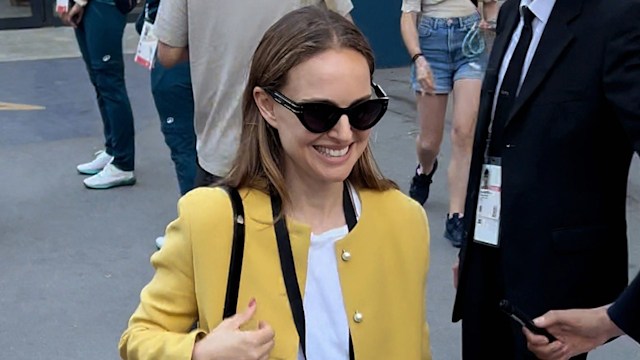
[263,83,389,134]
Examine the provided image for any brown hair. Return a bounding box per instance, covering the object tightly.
[223,6,397,207]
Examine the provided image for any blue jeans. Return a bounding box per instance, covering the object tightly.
[151,60,197,195]
[75,1,135,171]
[410,12,484,94]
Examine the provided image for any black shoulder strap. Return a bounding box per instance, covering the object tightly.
[271,183,357,359]
[343,182,357,231]
[271,192,308,354]
[222,186,246,319]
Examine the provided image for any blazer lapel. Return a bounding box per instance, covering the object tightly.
[477,1,519,135]
[506,0,582,128]
[488,5,519,76]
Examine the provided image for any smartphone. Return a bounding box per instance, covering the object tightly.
[499,299,557,343]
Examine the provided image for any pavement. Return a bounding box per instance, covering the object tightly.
[0,25,638,359]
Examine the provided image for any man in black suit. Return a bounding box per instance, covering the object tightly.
[452,0,640,358]
[524,272,639,358]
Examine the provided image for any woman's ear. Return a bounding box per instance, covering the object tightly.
[253,87,278,129]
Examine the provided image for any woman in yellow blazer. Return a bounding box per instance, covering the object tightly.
[120,6,432,360]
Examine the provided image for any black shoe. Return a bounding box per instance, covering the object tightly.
[409,159,438,205]
[444,213,465,248]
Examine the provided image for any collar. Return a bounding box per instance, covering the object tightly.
[519,0,556,25]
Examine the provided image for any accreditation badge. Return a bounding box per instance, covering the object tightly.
[473,161,502,247]
[134,20,158,70]
[56,0,69,14]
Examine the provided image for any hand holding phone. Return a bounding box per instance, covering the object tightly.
[499,299,557,343]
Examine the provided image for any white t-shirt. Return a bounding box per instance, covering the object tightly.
[298,185,361,360]
[154,0,354,176]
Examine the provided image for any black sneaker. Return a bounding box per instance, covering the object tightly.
[409,159,438,205]
[444,213,465,248]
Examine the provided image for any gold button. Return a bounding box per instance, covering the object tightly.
[341,250,351,262]
[353,311,363,323]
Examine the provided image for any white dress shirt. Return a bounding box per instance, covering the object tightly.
[492,0,556,116]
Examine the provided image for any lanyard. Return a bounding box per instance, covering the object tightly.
[270,182,357,360]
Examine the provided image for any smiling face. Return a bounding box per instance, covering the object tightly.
[256,47,374,188]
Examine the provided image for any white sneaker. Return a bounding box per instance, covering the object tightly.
[77,150,114,175]
[83,163,136,189]
[155,236,165,250]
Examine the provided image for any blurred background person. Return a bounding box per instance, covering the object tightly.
[135,0,197,249]
[153,0,353,188]
[64,0,136,189]
[400,0,487,247]
[452,0,640,358]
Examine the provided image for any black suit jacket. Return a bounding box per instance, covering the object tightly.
[609,272,640,343]
[453,0,640,322]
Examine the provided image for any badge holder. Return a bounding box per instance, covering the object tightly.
[473,156,502,247]
[56,0,69,14]
[134,6,159,70]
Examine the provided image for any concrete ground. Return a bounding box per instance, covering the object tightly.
[0,26,638,359]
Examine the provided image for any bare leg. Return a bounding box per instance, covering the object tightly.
[448,79,482,215]
[416,93,448,174]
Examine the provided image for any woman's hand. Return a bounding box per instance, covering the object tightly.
[415,56,435,95]
[192,299,275,360]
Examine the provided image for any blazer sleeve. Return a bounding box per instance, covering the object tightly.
[119,194,206,360]
[418,205,432,360]
[603,0,640,154]
[608,272,640,344]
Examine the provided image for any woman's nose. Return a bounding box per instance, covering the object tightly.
[327,114,353,140]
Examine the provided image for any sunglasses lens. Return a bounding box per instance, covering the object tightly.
[350,100,386,130]
[299,99,387,133]
[301,103,341,133]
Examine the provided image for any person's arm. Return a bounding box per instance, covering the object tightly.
[481,0,498,28]
[523,305,625,360]
[153,0,189,68]
[119,190,275,360]
[400,12,421,59]
[399,1,421,64]
[399,1,434,94]
[157,42,189,68]
[525,273,640,359]
[600,0,640,340]
[608,273,640,343]
[603,0,640,154]
[118,195,208,359]
[62,0,88,28]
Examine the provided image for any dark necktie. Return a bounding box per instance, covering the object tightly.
[489,6,536,156]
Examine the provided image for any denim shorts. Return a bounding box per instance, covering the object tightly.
[410,12,484,94]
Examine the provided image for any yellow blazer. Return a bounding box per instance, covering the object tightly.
[119,187,432,360]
